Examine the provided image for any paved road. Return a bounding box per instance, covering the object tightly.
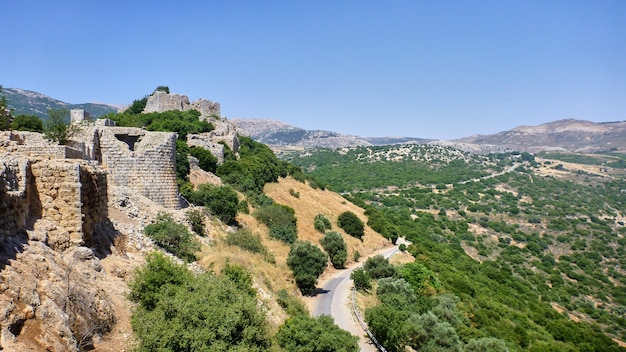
[312,242,405,351]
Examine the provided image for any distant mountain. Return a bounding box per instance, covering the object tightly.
[455,119,626,153]
[3,88,119,120]
[231,118,431,149]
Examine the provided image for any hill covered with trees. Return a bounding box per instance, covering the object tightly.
[286,144,626,351]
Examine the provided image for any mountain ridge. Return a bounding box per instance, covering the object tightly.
[3,87,119,120]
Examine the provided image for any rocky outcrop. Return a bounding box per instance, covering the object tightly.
[143,91,221,117]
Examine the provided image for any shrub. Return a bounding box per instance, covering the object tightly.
[254,203,298,244]
[399,243,407,252]
[269,224,298,244]
[354,250,361,262]
[287,241,328,295]
[338,211,365,240]
[12,114,43,132]
[320,231,348,268]
[314,214,332,233]
[351,268,371,291]
[130,257,271,351]
[184,183,240,225]
[276,288,308,316]
[289,188,300,198]
[143,213,199,262]
[44,108,80,145]
[189,146,218,173]
[185,209,205,236]
[225,228,275,263]
[276,315,359,352]
[364,254,396,279]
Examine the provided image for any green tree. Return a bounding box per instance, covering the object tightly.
[314,214,332,233]
[350,267,372,291]
[130,262,271,351]
[338,211,365,240]
[0,86,13,130]
[190,146,218,173]
[185,208,205,236]
[143,213,200,262]
[276,314,359,352]
[465,337,509,352]
[11,114,43,132]
[320,231,348,268]
[183,183,240,225]
[402,312,463,352]
[364,254,396,278]
[128,252,193,310]
[365,304,409,352]
[44,108,79,145]
[287,241,328,295]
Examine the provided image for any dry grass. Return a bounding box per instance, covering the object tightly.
[194,176,390,326]
[264,177,391,264]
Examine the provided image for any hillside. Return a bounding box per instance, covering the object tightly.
[286,143,626,350]
[232,118,430,149]
[3,88,119,120]
[456,119,626,153]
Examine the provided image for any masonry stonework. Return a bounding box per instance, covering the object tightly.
[98,127,180,209]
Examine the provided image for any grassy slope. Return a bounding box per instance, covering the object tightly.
[196,176,390,328]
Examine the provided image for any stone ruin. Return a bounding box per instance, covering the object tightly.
[0,94,240,350]
[1,94,240,247]
[143,90,221,118]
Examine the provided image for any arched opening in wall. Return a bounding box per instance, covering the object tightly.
[114,134,141,151]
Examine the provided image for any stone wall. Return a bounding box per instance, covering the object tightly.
[0,157,108,249]
[98,127,180,209]
[143,91,221,117]
[0,157,33,237]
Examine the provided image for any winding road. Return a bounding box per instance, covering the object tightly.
[312,241,407,351]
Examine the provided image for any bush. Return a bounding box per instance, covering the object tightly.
[399,243,407,252]
[287,241,328,295]
[276,288,308,316]
[44,108,80,145]
[12,114,43,132]
[351,268,372,291]
[314,214,332,233]
[320,231,348,268]
[225,228,275,264]
[364,254,396,279]
[190,146,218,173]
[128,251,193,310]
[143,213,199,262]
[185,209,205,236]
[183,183,240,225]
[254,203,298,244]
[269,224,298,244]
[130,255,271,352]
[276,315,359,352]
[338,211,365,240]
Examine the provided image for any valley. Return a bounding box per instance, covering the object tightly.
[286,144,626,351]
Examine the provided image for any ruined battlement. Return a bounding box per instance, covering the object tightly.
[143,91,221,117]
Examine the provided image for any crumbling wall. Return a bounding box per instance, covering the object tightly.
[143,91,221,117]
[31,161,83,249]
[98,127,180,209]
[0,157,34,237]
[79,164,108,245]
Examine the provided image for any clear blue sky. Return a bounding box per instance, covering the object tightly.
[2,1,624,139]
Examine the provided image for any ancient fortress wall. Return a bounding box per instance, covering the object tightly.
[143,91,221,117]
[98,127,180,209]
[0,156,108,249]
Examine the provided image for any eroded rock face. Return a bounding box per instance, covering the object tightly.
[0,241,114,352]
[143,91,221,117]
